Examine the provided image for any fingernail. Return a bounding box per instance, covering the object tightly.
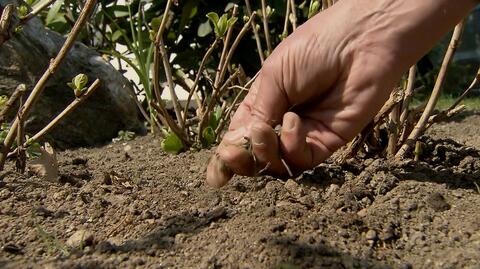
[283,116,296,132]
[224,127,247,143]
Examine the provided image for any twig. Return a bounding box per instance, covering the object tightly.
[289,0,297,30]
[181,38,219,131]
[426,67,480,126]
[15,95,25,173]
[0,4,13,46]
[153,0,184,129]
[150,101,190,146]
[260,0,272,55]
[396,21,465,159]
[25,79,101,146]
[0,0,97,170]
[282,0,291,39]
[0,84,26,125]
[214,5,238,88]
[399,65,417,125]
[20,0,56,24]
[216,12,256,92]
[158,37,183,128]
[244,0,265,63]
[198,70,240,143]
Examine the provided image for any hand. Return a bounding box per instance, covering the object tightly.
[207,0,476,187]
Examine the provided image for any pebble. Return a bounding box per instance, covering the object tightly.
[323,184,340,199]
[66,230,94,248]
[365,229,378,241]
[264,207,276,217]
[284,179,304,197]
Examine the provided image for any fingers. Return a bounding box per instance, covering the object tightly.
[250,122,286,176]
[280,112,347,171]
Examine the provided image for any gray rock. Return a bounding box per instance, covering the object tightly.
[0,1,143,148]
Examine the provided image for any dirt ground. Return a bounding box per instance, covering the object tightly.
[0,113,479,269]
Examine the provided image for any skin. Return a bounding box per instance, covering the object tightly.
[207,0,478,187]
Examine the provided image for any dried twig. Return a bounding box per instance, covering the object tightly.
[289,0,297,30]
[396,21,465,159]
[282,0,291,38]
[0,3,13,46]
[244,0,265,63]
[260,0,272,55]
[25,79,101,145]
[214,5,238,89]
[20,0,56,24]
[0,0,98,170]
[0,84,27,125]
[198,70,240,143]
[181,38,219,131]
[216,12,256,89]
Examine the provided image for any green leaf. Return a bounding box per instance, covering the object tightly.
[150,17,162,32]
[161,131,183,154]
[202,126,216,147]
[104,5,130,18]
[206,12,219,25]
[45,0,63,26]
[227,17,238,28]
[216,14,229,37]
[197,20,212,37]
[308,0,320,19]
[72,74,88,90]
[111,29,126,42]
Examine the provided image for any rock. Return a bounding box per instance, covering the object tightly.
[284,179,304,197]
[365,229,378,241]
[323,184,340,199]
[0,3,143,148]
[66,230,94,249]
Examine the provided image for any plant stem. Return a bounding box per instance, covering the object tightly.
[427,68,480,126]
[214,5,238,89]
[25,79,101,146]
[244,0,265,63]
[282,0,291,39]
[0,3,13,46]
[0,0,97,171]
[0,84,26,125]
[181,38,219,131]
[198,70,240,143]
[260,0,272,55]
[216,12,256,91]
[396,21,465,159]
[289,0,297,30]
[399,65,417,125]
[20,0,56,24]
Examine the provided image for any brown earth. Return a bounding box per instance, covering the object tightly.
[0,113,480,269]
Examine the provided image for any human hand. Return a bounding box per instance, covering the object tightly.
[207,0,476,187]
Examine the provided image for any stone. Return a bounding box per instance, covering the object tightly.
[0,2,143,148]
[66,229,94,249]
[284,179,304,197]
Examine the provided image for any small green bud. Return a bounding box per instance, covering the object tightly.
[17,5,28,18]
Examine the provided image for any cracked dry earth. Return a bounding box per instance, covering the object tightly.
[1,112,480,269]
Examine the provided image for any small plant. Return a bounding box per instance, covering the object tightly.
[114,130,136,142]
[36,224,70,257]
